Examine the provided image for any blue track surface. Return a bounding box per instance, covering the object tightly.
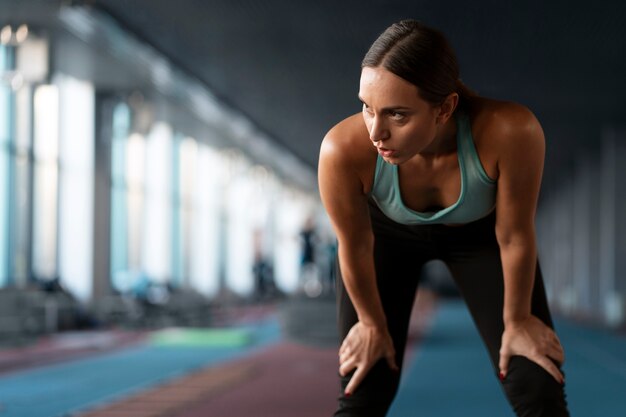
[388,301,513,416]
[388,300,626,417]
[0,318,281,417]
[2,303,626,417]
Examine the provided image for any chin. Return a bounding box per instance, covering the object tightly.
[384,158,402,166]
[384,154,408,165]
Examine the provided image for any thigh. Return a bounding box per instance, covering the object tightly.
[337,235,428,363]
[442,242,556,367]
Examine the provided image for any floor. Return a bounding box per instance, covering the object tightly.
[0,294,625,417]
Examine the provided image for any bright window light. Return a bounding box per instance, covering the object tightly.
[57,74,94,303]
[142,121,173,283]
[33,84,59,160]
[32,84,59,279]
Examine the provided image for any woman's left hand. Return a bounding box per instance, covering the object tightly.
[499,315,565,384]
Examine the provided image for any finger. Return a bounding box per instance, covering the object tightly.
[545,337,564,357]
[498,351,510,378]
[345,365,369,396]
[549,335,563,353]
[533,354,564,384]
[339,341,348,356]
[549,332,561,344]
[551,338,564,354]
[339,357,357,378]
[339,349,351,365]
[547,343,565,365]
[340,331,353,350]
[548,335,561,347]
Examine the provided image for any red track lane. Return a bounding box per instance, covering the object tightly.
[175,341,340,417]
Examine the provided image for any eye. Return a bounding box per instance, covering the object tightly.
[362,103,373,116]
[389,111,405,120]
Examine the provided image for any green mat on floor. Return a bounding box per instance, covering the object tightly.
[150,327,253,347]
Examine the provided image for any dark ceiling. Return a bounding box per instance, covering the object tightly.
[89,0,626,170]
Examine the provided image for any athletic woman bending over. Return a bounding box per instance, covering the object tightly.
[318,19,570,417]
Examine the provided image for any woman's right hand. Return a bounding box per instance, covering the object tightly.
[339,321,399,396]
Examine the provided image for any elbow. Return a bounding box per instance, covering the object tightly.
[495,227,536,250]
[338,232,374,257]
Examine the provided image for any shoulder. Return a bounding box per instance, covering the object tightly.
[320,113,371,157]
[470,99,545,185]
[470,98,544,147]
[466,98,545,181]
[319,113,377,191]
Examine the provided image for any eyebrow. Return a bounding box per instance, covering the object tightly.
[358,95,413,111]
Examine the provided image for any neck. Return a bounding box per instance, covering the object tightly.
[419,114,458,157]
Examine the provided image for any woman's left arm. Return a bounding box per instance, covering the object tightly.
[493,105,565,384]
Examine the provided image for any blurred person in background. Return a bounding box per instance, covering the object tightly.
[318,19,569,417]
[299,215,322,297]
[299,215,318,270]
[252,228,276,301]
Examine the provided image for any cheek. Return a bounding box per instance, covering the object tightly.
[395,124,431,150]
[409,120,436,140]
[401,124,426,142]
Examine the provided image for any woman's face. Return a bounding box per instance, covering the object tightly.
[359,66,444,165]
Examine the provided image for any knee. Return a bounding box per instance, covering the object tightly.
[334,361,401,417]
[501,356,568,416]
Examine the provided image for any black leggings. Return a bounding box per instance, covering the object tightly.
[334,202,570,417]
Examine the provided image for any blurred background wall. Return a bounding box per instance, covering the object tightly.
[0,0,624,341]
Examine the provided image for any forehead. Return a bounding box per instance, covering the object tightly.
[359,67,421,105]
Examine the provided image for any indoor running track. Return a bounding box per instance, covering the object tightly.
[0,300,625,416]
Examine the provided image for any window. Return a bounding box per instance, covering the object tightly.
[31,84,59,281]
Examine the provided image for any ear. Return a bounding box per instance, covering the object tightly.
[436,93,459,124]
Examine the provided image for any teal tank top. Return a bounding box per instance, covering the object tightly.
[369,111,497,225]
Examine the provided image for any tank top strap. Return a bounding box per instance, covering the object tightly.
[456,110,496,185]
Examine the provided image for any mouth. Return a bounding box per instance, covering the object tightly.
[377,147,395,157]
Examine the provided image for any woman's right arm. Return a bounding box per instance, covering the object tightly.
[318,126,398,395]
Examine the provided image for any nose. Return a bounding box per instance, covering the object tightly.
[369,116,389,143]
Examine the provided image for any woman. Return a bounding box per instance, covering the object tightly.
[318,19,570,416]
